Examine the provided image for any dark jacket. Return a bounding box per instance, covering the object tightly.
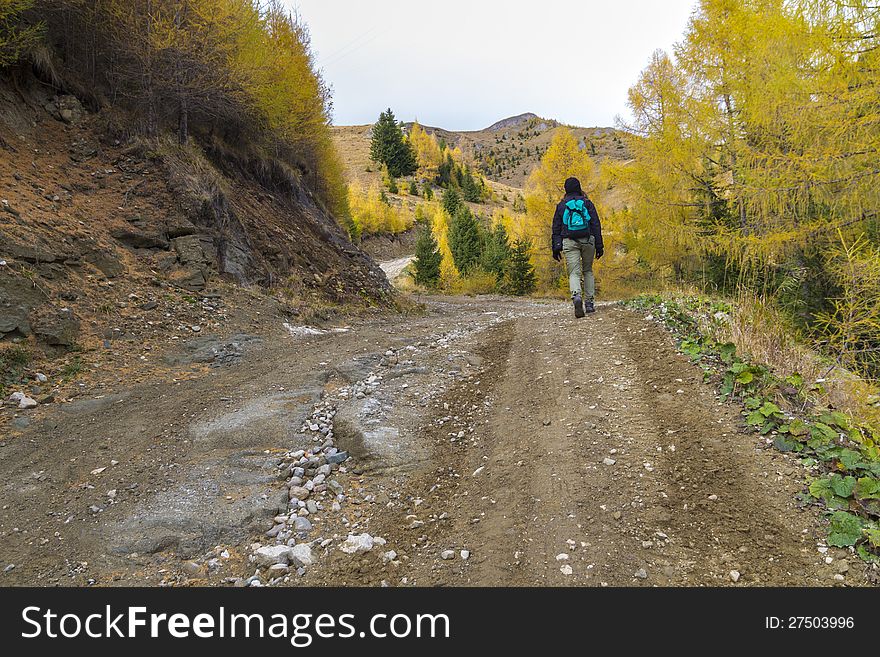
[552,193,604,254]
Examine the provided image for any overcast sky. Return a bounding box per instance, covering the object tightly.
[287,0,697,131]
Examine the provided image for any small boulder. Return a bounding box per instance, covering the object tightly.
[253,545,293,567]
[289,544,314,567]
[327,451,349,465]
[0,306,31,337]
[31,307,80,347]
[292,516,313,534]
[339,533,376,555]
[56,95,84,124]
[288,485,310,500]
[18,395,38,409]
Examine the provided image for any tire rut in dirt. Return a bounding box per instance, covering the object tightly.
[613,308,824,586]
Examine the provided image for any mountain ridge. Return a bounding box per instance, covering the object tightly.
[484,112,542,132]
[335,113,630,189]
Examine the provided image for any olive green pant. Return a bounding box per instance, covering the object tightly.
[563,236,595,301]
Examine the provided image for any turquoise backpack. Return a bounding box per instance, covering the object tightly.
[563,199,591,231]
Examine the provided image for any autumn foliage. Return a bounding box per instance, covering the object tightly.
[0,0,42,66]
[617,0,880,378]
[12,0,349,223]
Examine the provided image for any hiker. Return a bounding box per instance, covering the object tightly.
[551,176,604,318]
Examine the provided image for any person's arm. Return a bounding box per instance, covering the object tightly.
[551,202,563,258]
[587,200,604,257]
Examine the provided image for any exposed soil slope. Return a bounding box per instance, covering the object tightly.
[0,77,390,363]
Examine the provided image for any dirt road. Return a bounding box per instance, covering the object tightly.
[0,296,858,586]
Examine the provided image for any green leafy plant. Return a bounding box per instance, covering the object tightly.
[0,344,31,397]
[827,511,864,548]
[61,356,83,382]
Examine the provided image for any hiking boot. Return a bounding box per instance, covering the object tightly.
[573,294,585,319]
[585,301,596,314]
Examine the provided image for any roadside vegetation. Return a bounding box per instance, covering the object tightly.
[628,295,880,562]
[0,344,31,398]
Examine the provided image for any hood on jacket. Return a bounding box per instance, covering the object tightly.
[564,177,583,197]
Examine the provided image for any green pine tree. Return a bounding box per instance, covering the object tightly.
[482,223,512,281]
[448,206,483,275]
[408,180,419,195]
[395,135,418,178]
[370,108,417,178]
[370,109,398,166]
[441,187,463,216]
[387,177,399,194]
[504,239,537,296]
[461,168,482,203]
[422,181,434,200]
[413,227,442,288]
[437,153,455,188]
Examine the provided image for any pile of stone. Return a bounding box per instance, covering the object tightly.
[246,399,350,586]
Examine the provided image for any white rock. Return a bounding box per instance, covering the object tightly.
[560,565,573,575]
[460,550,470,560]
[253,545,292,567]
[288,485,310,500]
[472,466,485,477]
[339,533,375,554]
[383,550,398,564]
[603,458,616,466]
[289,544,314,566]
[18,395,38,409]
[441,550,455,560]
[729,570,741,583]
[556,553,569,561]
